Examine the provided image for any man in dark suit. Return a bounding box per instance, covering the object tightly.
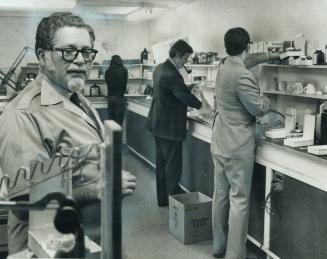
[146,39,202,207]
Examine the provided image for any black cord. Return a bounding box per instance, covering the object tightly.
[262,188,282,220]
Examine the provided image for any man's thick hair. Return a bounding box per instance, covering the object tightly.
[224,27,250,56]
[169,39,193,58]
[35,12,95,59]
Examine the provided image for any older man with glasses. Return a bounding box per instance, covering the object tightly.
[0,12,136,254]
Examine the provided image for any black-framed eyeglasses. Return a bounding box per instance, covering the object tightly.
[53,48,98,62]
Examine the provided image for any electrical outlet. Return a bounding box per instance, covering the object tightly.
[272,172,284,192]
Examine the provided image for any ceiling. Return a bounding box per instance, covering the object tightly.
[76,0,193,21]
[0,0,193,21]
[79,0,192,8]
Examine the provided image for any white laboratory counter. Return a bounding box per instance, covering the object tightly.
[126,97,327,191]
[125,96,327,259]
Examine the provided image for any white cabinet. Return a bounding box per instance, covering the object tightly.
[259,64,327,101]
[126,64,142,79]
[88,63,220,97]
[87,63,146,96]
[258,63,327,143]
[182,64,219,88]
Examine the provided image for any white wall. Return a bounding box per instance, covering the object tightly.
[147,0,327,127]
[0,13,149,70]
[89,19,149,62]
[0,15,39,70]
[148,0,327,56]
[2,1,327,68]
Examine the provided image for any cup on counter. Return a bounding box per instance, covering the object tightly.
[304,83,316,95]
[293,82,304,94]
[277,81,287,92]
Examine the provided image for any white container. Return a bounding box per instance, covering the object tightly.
[308,145,327,155]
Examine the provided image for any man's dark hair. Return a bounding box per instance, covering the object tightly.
[35,12,95,59]
[169,39,193,58]
[224,27,250,56]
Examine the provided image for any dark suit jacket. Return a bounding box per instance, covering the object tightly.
[146,59,202,141]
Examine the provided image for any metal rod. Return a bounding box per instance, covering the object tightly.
[0,200,57,210]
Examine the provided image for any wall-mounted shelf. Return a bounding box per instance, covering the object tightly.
[259,63,327,101]
[88,63,219,95]
[141,64,156,67]
[125,64,142,67]
[262,64,327,69]
[86,79,106,84]
[263,90,327,100]
[185,64,219,68]
[185,80,215,87]
[91,64,102,68]
[128,77,143,80]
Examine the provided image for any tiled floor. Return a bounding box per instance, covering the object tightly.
[122,151,214,259]
[121,150,262,259]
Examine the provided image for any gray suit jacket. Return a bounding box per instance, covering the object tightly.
[211,56,270,159]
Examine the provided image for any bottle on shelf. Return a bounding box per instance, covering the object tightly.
[295,122,299,130]
[98,68,104,79]
[192,52,199,64]
[314,50,325,65]
[141,48,150,64]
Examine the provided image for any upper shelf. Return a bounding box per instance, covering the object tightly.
[92,63,220,69]
[263,90,327,100]
[142,63,220,68]
[141,64,156,67]
[185,64,219,68]
[262,64,327,69]
[86,79,105,84]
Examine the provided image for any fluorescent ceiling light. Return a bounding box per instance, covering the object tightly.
[104,7,139,15]
[0,0,76,10]
[126,7,165,22]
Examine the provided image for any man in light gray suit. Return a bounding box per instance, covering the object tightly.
[211,27,278,259]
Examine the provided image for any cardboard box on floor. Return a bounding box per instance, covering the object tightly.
[169,192,212,244]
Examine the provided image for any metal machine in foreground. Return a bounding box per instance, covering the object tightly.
[0,120,122,259]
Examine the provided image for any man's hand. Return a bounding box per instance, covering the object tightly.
[188,83,198,91]
[269,52,281,60]
[198,91,213,115]
[122,170,136,198]
[191,84,202,95]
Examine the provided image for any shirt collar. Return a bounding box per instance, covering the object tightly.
[40,72,72,106]
[226,55,246,67]
[168,58,179,71]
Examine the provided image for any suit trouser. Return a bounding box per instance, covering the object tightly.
[155,137,183,205]
[211,154,254,259]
